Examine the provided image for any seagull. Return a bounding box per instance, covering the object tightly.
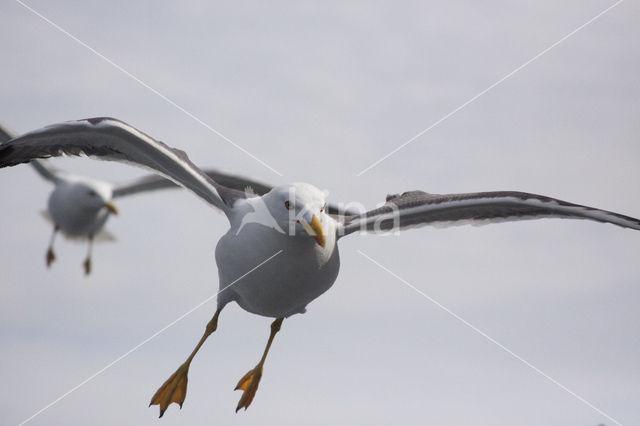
[0,123,340,275]
[1,117,639,415]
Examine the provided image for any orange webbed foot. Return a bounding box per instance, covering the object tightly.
[234,365,263,412]
[149,364,190,418]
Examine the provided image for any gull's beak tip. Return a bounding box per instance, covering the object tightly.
[104,201,119,215]
[299,215,326,247]
[309,215,326,247]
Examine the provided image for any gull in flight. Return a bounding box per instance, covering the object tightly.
[1,117,638,415]
[0,124,312,275]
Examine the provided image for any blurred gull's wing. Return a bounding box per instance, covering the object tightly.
[113,168,273,199]
[113,166,356,216]
[30,159,67,184]
[0,123,14,143]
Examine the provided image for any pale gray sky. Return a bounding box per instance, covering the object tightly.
[1,1,639,425]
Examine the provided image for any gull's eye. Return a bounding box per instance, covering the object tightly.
[320,203,327,213]
[284,200,292,210]
[88,190,98,197]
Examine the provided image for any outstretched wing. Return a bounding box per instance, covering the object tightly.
[113,168,273,199]
[339,190,640,237]
[113,166,357,216]
[0,117,242,214]
[0,123,66,184]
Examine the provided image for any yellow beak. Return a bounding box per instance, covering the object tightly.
[299,215,326,247]
[103,201,119,215]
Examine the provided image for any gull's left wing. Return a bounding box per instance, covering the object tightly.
[338,190,640,237]
[0,117,243,215]
[30,159,68,184]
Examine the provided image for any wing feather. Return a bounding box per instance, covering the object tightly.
[0,118,234,213]
[0,124,65,183]
[339,190,640,237]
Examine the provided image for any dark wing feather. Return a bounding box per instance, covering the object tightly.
[0,123,65,183]
[339,190,640,237]
[0,117,236,213]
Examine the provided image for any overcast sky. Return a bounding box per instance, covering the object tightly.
[1,1,639,425]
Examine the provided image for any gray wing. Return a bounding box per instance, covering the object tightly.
[30,159,67,183]
[0,123,65,183]
[113,168,273,199]
[113,167,357,215]
[0,117,242,214]
[338,190,640,237]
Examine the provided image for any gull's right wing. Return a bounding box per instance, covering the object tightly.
[0,117,243,215]
[0,122,66,184]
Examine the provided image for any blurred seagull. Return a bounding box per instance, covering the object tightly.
[0,123,337,275]
[1,118,639,414]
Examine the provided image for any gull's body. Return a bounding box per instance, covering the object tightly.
[216,186,340,317]
[47,174,114,237]
[21,156,120,274]
[1,117,639,414]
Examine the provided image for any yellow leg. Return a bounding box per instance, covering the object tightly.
[149,308,222,417]
[235,317,283,412]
